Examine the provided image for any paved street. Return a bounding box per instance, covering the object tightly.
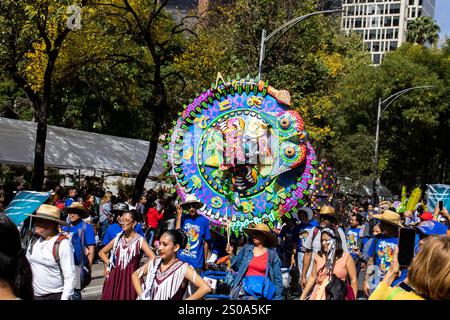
[82,262,105,300]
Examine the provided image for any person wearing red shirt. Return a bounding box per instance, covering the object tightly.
[145,202,164,247]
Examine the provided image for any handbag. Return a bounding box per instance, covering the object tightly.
[325,274,347,300]
[242,251,276,300]
[345,276,355,300]
[243,275,276,300]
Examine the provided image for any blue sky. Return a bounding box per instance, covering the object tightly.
[435,0,450,41]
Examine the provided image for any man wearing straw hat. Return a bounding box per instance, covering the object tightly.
[300,205,348,288]
[26,204,76,300]
[176,194,211,273]
[362,210,404,297]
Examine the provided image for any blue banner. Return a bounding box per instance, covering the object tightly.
[5,191,51,226]
[427,184,450,213]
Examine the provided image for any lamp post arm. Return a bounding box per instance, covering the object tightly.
[258,9,341,80]
[380,86,434,118]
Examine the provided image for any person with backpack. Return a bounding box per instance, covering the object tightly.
[62,202,95,300]
[25,205,76,300]
[301,205,348,289]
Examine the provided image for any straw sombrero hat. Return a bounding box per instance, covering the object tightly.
[319,205,336,217]
[26,204,69,226]
[66,202,90,219]
[243,223,278,247]
[180,194,204,209]
[373,210,402,227]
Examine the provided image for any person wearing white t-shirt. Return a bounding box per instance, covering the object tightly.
[26,204,76,300]
[301,205,348,289]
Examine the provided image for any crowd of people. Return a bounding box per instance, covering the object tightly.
[1,183,450,300]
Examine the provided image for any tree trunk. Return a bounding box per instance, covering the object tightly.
[133,124,161,202]
[31,103,48,191]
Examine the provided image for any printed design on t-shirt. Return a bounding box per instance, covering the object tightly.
[299,230,309,246]
[347,231,358,248]
[182,223,200,258]
[377,241,396,274]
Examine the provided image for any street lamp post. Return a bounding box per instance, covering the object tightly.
[372,86,434,205]
[257,9,341,80]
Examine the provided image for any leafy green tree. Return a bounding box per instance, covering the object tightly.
[0,0,88,190]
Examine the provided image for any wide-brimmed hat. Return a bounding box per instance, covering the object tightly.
[294,207,313,222]
[26,204,69,226]
[180,194,204,209]
[373,210,402,227]
[243,223,278,247]
[66,202,90,219]
[319,205,336,217]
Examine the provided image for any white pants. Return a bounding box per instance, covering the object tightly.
[298,251,313,280]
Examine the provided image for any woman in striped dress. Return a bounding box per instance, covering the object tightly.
[99,210,155,300]
[132,230,211,300]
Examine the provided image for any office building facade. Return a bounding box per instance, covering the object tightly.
[341,0,435,64]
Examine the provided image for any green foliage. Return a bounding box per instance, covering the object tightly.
[407,16,440,47]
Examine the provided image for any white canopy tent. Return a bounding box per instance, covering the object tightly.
[0,117,166,178]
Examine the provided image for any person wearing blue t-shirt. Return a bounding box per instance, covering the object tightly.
[175,195,211,273]
[291,207,319,281]
[62,202,96,300]
[102,203,145,246]
[363,210,402,297]
[346,213,365,274]
[64,188,77,208]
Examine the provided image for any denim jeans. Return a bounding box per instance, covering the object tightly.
[146,228,156,247]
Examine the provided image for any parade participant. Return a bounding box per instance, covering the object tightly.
[26,205,76,300]
[301,205,348,288]
[363,210,403,296]
[226,223,283,300]
[0,213,33,300]
[62,202,95,300]
[102,203,145,245]
[292,207,319,287]
[207,230,228,265]
[132,230,211,300]
[300,228,357,300]
[99,210,155,300]
[99,192,113,240]
[64,188,77,208]
[415,220,448,247]
[346,213,365,274]
[136,196,147,227]
[175,195,211,273]
[369,236,450,300]
[146,202,164,247]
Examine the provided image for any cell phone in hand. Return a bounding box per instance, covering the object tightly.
[439,201,443,212]
[398,227,416,267]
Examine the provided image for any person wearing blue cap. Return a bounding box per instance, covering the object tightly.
[416,220,448,247]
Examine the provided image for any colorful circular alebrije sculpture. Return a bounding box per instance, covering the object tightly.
[166,76,317,236]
